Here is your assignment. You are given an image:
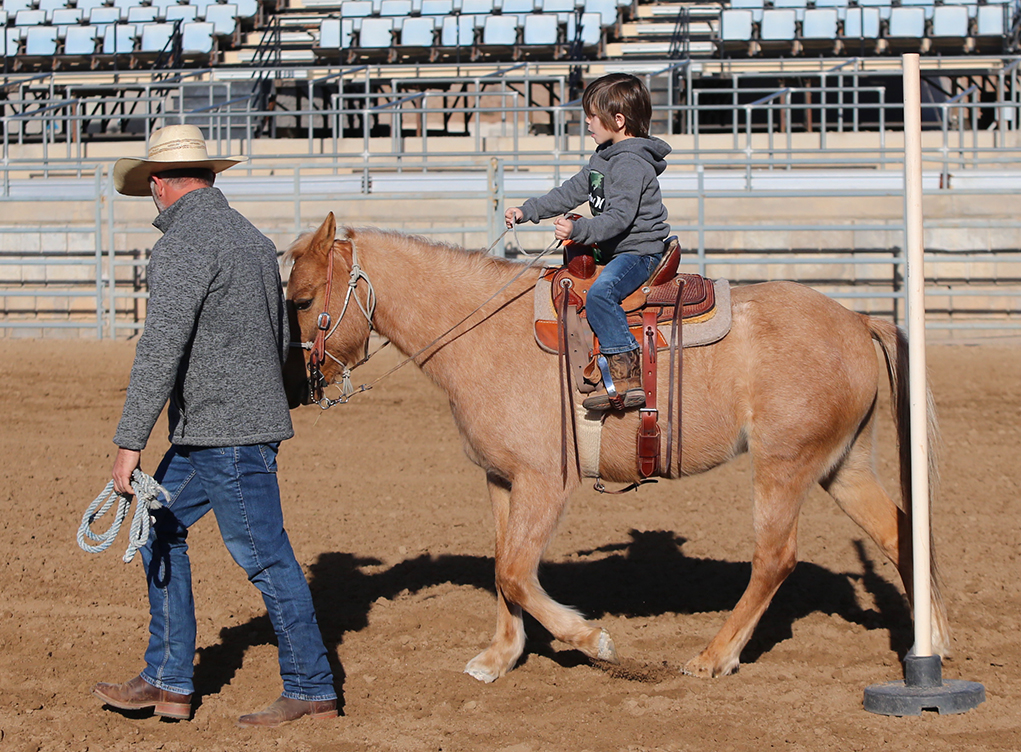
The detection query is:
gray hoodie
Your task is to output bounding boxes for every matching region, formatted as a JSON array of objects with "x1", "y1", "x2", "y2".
[
  {"x1": 114, "y1": 187, "x2": 294, "y2": 451},
  {"x1": 519, "y1": 136, "x2": 671, "y2": 258}
]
